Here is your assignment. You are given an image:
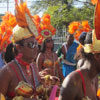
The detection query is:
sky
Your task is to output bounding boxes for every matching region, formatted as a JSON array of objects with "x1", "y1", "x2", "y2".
[
  {"x1": 0, "y1": 0, "x2": 38, "y2": 15},
  {"x1": 0, "y1": 0, "x2": 84, "y2": 16}
]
